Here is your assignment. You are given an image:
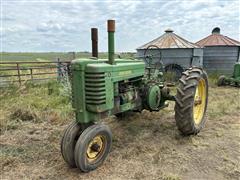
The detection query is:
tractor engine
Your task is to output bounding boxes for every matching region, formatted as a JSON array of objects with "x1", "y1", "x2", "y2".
[
  {"x1": 116, "y1": 75, "x2": 167, "y2": 114},
  {"x1": 118, "y1": 78, "x2": 141, "y2": 105}
]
